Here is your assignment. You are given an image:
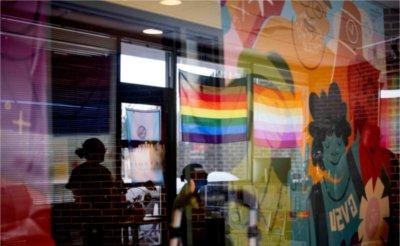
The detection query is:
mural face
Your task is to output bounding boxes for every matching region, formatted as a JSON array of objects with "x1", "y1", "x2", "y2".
[
  {"x1": 221, "y1": 0, "x2": 395, "y2": 245},
  {"x1": 308, "y1": 83, "x2": 361, "y2": 245},
  {"x1": 292, "y1": 1, "x2": 330, "y2": 57},
  {"x1": 322, "y1": 134, "x2": 345, "y2": 166}
]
